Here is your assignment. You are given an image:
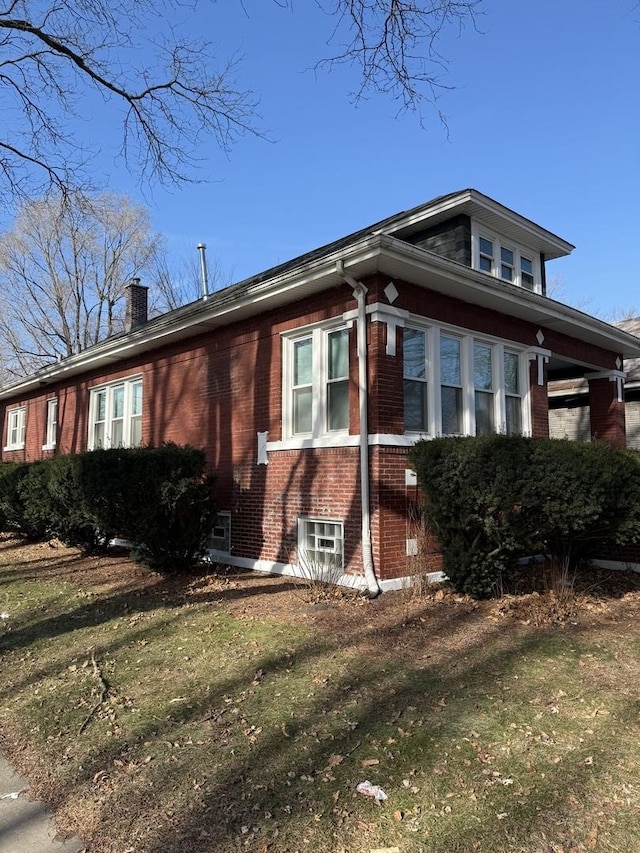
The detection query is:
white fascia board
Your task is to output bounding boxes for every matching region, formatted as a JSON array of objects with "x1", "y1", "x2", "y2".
[
  {"x1": 1, "y1": 232, "x2": 634, "y2": 401},
  {"x1": 0, "y1": 237, "x2": 383, "y2": 401},
  {"x1": 379, "y1": 189, "x2": 574, "y2": 259},
  {"x1": 371, "y1": 236, "x2": 640, "y2": 359}
]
